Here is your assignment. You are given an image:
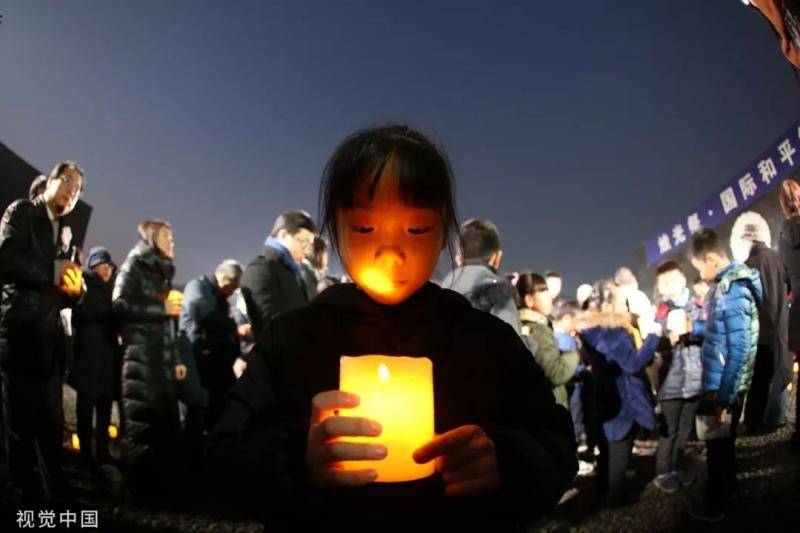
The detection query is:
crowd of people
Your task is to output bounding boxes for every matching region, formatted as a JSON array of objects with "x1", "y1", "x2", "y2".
[{"x1": 0, "y1": 125, "x2": 798, "y2": 532}]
